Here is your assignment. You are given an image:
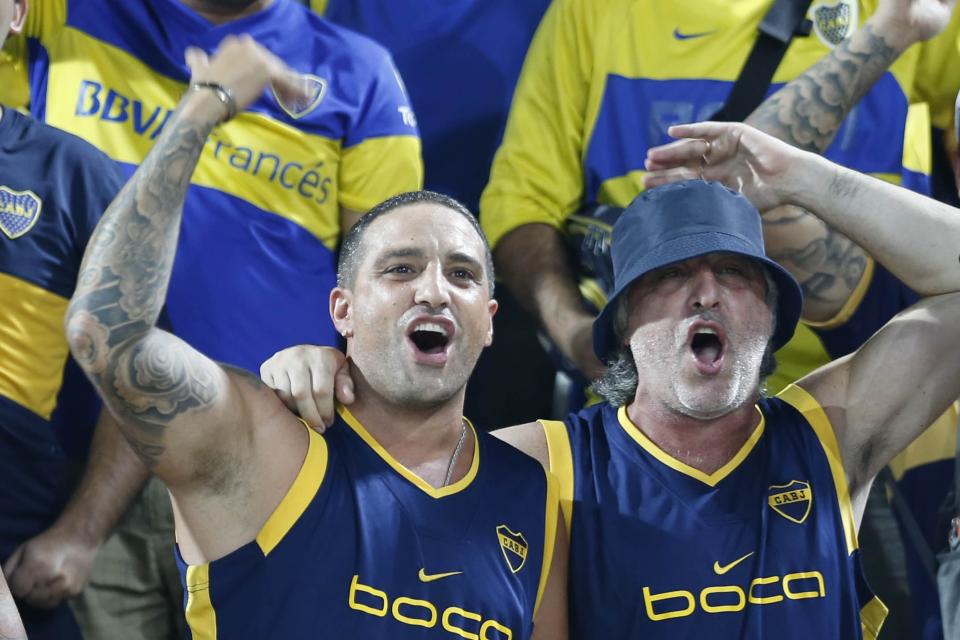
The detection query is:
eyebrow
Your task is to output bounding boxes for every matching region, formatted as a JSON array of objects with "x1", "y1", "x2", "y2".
[
  {"x1": 446, "y1": 251, "x2": 484, "y2": 274},
  {"x1": 371, "y1": 247, "x2": 425, "y2": 270}
]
